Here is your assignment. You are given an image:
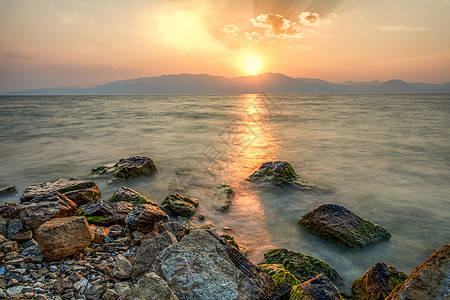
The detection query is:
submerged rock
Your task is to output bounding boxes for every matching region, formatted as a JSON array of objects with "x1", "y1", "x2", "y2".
[
  {"x1": 0, "y1": 185, "x2": 17, "y2": 197},
  {"x1": 290, "y1": 274, "x2": 342, "y2": 300},
  {"x1": 125, "y1": 204, "x2": 168, "y2": 233},
  {"x1": 92, "y1": 156, "x2": 158, "y2": 183},
  {"x1": 21, "y1": 178, "x2": 100, "y2": 205},
  {"x1": 151, "y1": 229, "x2": 274, "y2": 299},
  {"x1": 79, "y1": 199, "x2": 133, "y2": 226},
  {"x1": 161, "y1": 194, "x2": 199, "y2": 218},
  {"x1": 109, "y1": 187, "x2": 157, "y2": 206},
  {"x1": 211, "y1": 184, "x2": 234, "y2": 211},
  {"x1": 35, "y1": 216, "x2": 94, "y2": 260},
  {"x1": 247, "y1": 161, "x2": 325, "y2": 190},
  {"x1": 386, "y1": 243, "x2": 450, "y2": 300},
  {"x1": 122, "y1": 272, "x2": 179, "y2": 300},
  {"x1": 298, "y1": 204, "x2": 391, "y2": 248},
  {"x1": 262, "y1": 248, "x2": 340, "y2": 283},
  {"x1": 351, "y1": 263, "x2": 408, "y2": 300}
]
